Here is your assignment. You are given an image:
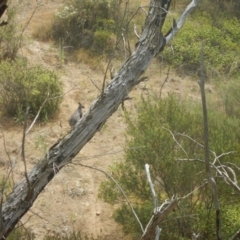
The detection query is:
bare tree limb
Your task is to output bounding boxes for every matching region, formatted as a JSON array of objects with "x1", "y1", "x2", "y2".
[
  {"x1": 162, "y1": 126, "x2": 188, "y2": 158},
  {"x1": 159, "y1": 67, "x2": 170, "y2": 98},
  {"x1": 165, "y1": 0, "x2": 200, "y2": 43},
  {"x1": 230, "y1": 228, "x2": 240, "y2": 240},
  {"x1": 143, "y1": 164, "x2": 178, "y2": 240},
  {"x1": 21, "y1": 107, "x2": 33, "y2": 202},
  {"x1": 145, "y1": 164, "x2": 158, "y2": 212},
  {"x1": 141, "y1": 198, "x2": 178, "y2": 240}
]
